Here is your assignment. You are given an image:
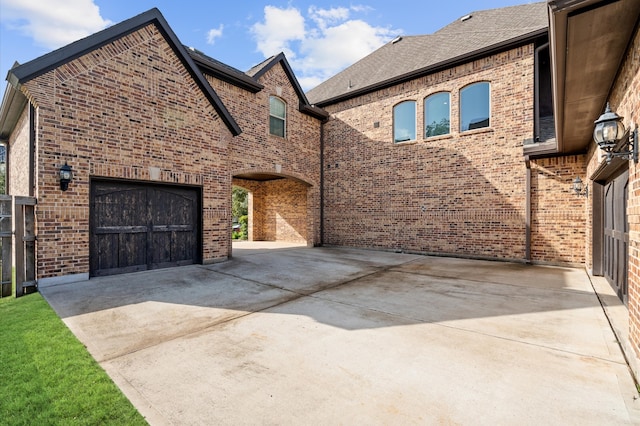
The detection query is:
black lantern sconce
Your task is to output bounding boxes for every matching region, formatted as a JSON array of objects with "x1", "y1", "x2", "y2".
[
  {"x1": 572, "y1": 176, "x2": 588, "y2": 198},
  {"x1": 59, "y1": 162, "x2": 73, "y2": 191},
  {"x1": 593, "y1": 103, "x2": 638, "y2": 164}
]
